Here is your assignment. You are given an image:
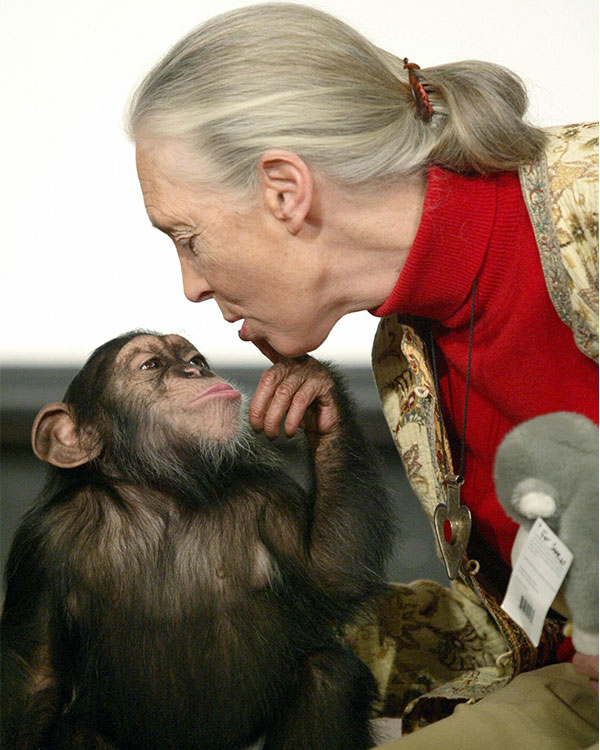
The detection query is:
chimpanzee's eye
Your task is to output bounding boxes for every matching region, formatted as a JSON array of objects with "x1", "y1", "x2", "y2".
[
  {"x1": 189, "y1": 355, "x2": 208, "y2": 368},
  {"x1": 140, "y1": 358, "x2": 162, "y2": 371}
]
